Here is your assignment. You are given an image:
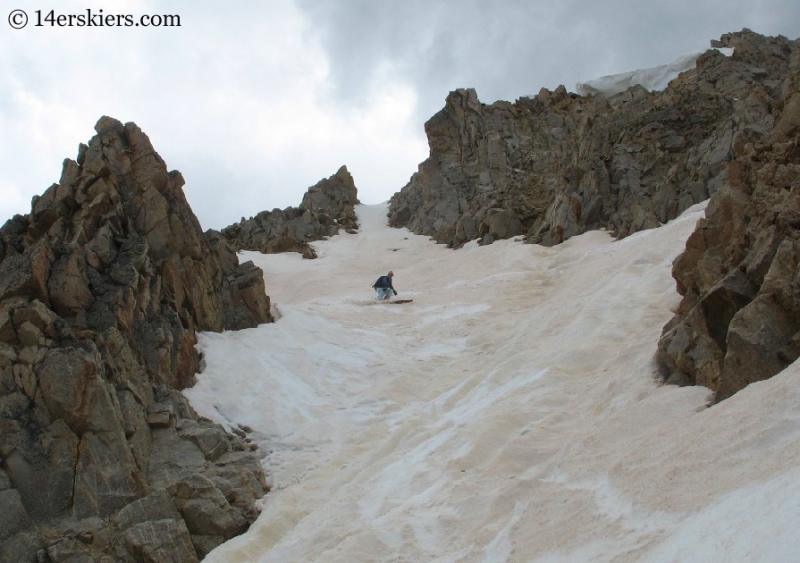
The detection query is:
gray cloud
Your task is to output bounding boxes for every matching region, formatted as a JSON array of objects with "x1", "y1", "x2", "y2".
[
  {"x1": 297, "y1": 0, "x2": 800, "y2": 117},
  {"x1": 1, "y1": 0, "x2": 798, "y2": 231}
]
